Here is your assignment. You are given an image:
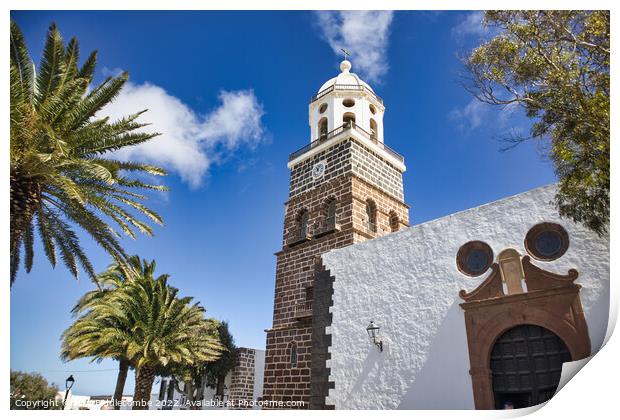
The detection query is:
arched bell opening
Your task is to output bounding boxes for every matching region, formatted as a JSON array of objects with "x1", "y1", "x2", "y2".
[
  {"x1": 318, "y1": 117, "x2": 328, "y2": 140},
  {"x1": 343, "y1": 112, "x2": 356, "y2": 127}
]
